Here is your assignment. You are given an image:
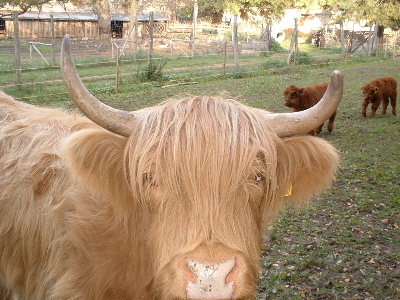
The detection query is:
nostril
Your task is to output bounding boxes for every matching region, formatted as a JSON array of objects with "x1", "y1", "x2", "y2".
[
  {"x1": 181, "y1": 259, "x2": 197, "y2": 282},
  {"x1": 225, "y1": 258, "x2": 240, "y2": 284}
]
